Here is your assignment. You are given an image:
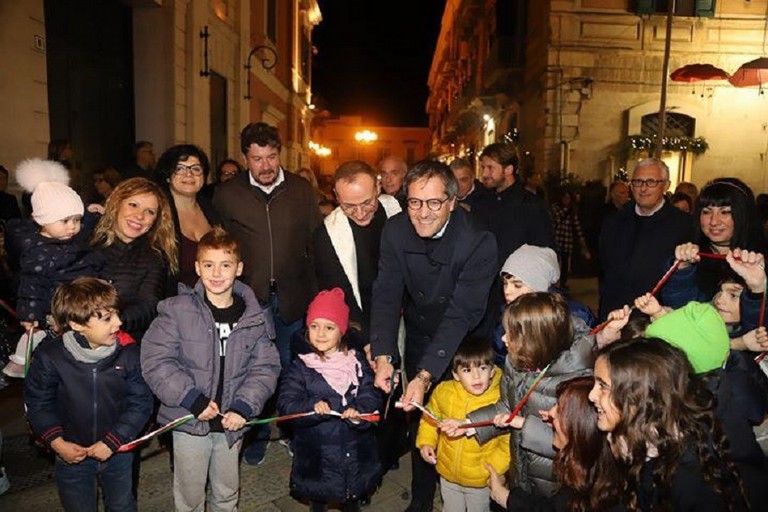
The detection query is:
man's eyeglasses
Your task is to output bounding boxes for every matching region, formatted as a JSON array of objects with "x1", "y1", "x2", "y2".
[
  {"x1": 630, "y1": 178, "x2": 667, "y2": 188},
  {"x1": 174, "y1": 163, "x2": 204, "y2": 176},
  {"x1": 339, "y1": 197, "x2": 378, "y2": 214},
  {"x1": 406, "y1": 197, "x2": 451, "y2": 211}
]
